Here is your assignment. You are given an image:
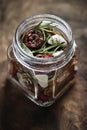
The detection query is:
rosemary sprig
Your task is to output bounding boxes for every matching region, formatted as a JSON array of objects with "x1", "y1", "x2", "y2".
[
  {"x1": 32, "y1": 34, "x2": 51, "y2": 54},
  {"x1": 32, "y1": 41, "x2": 64, "y2": 54},
  {"x1": 39, "y1": 21, "x2": 53, "y2": 28},
  {"x1": 42, "y1": 44, "x2": 57, "y2": 52},
  {"x1": 34, "y1": 21, "x2": 43, "y2": 29},
  {"x1": 53, "y1": 42, "x2": 64, "y2": 53},
  {"x1": 41, "y1": 29, "x2": 46, "y2": 41},
  {"x1": 34, "y1": 21, "x2": 55, "y2": 43},
  {"x1": 40, "y1": 28, "x2": 54, "y2": 33}
]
